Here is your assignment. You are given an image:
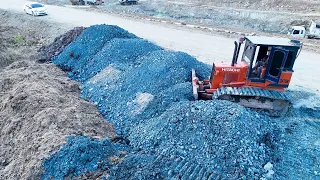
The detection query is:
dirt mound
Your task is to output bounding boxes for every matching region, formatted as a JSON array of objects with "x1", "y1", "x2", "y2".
[
  {"x1": 0, "y1": 13, "x2": 115, "y2": 180},
  {"x1": 0, "y1": 59, "x2": 116, "y2": 179},
  {"x1": 37, "y1": 27, "x2": 86, "y2": 63},
  {"x1": 0, "y1": 25, "x2": 40, "y2": 69},
  {"x1": 0, "y1": 9, "x2": 68, "y2": 69}
]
